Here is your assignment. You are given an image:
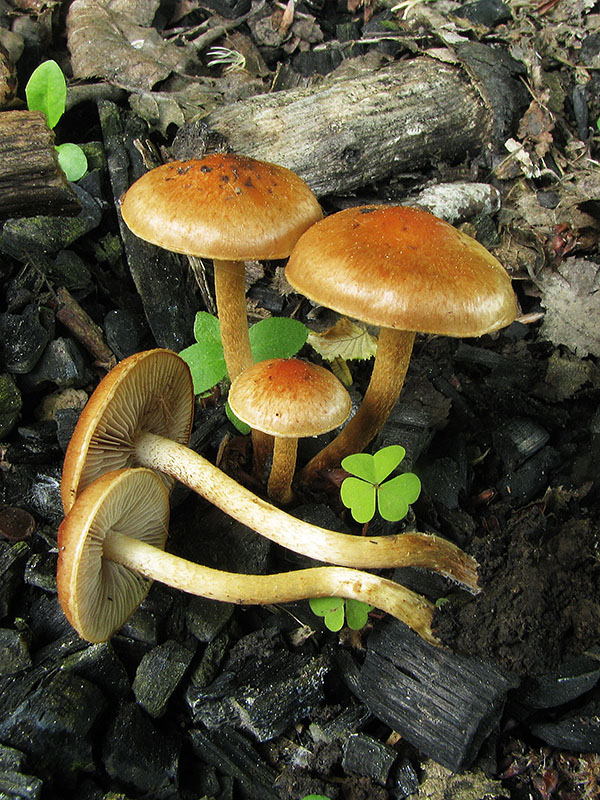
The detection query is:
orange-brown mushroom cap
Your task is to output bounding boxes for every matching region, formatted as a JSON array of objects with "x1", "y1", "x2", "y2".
[
  {"x1": 120, "y1": 154, "x2": 323, "y2": 262},
  {"x1": 228, "y1": 358, "x2": 352, "y2": 438},
  {"x1": 61, "y1": 349, "x2": 194, "y2": 514},
  {"x1": 285, "y1": 205, "x2": 517, "y2": 337}
]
